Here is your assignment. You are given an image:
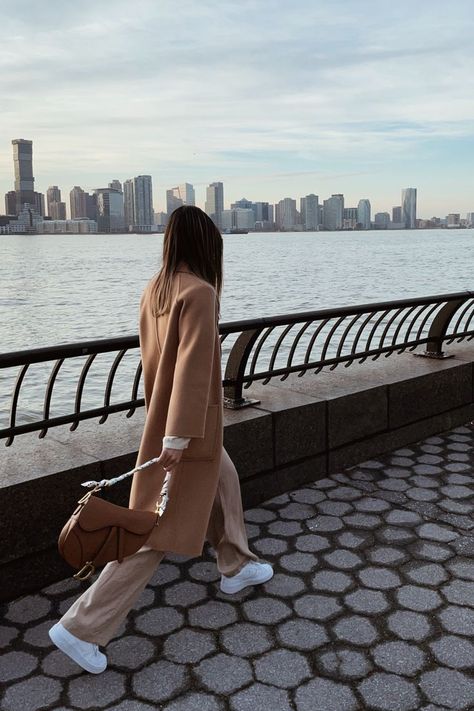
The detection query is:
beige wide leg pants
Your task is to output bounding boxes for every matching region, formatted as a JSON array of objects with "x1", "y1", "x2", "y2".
[{"x1": 59, "y1": 446, "x2": 258, "y2": 646}]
